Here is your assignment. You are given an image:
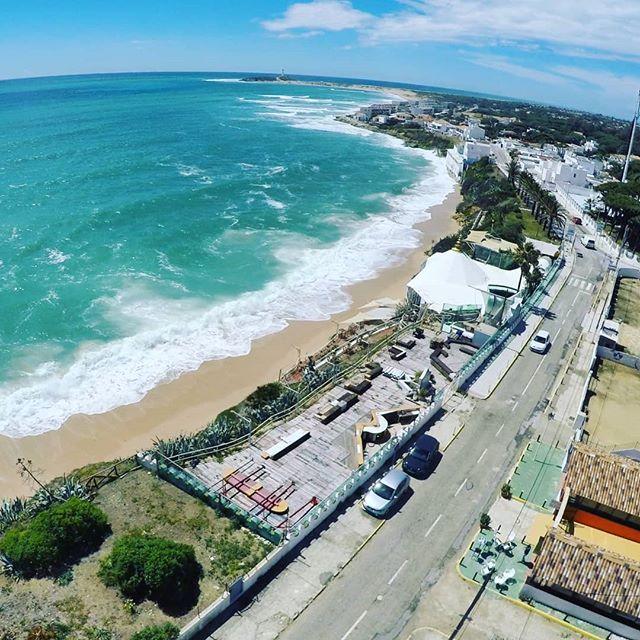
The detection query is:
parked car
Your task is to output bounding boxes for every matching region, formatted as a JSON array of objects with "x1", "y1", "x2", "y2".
[
  {"x1": 402, "y1": 434, "x2": 439, "y2": 477},
  {"x1": 529, "y1": 330, "x2": 551, "y2": 354},
  {"x1": 363, "y1": 469, "x2": 409, "y2": 517}
]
